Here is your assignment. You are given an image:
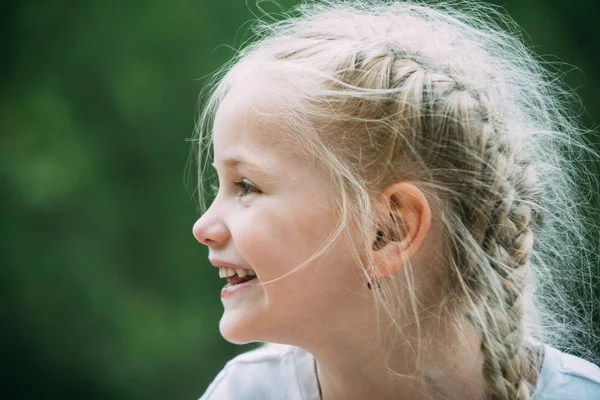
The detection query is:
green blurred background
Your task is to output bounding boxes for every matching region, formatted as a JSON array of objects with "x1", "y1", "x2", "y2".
[{"x1": 1, "y1": 1, "x2": 598, "y2": 399}]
